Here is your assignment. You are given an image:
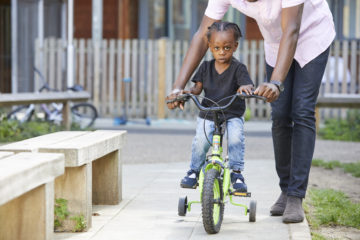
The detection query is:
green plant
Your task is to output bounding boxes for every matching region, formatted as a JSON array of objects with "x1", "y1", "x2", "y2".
[
  {"x1": 70, "y1": 214, "x2": 86, "y2": 232},
  {"x1": 0, "y1": 119, "x2": 63, "y2": 142},
  {"x1": 54, "y1": 198, "x2": 70, "y2": 228},
  {"x1": 305, "y1": 188, "x2": 360, "y2": 229},
  {"x1": 0, "y1": 118, "x2": 92, "y2": 143},
  {"x1": 318, "y1": 109, "x2": 360, "y2": 142}
]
